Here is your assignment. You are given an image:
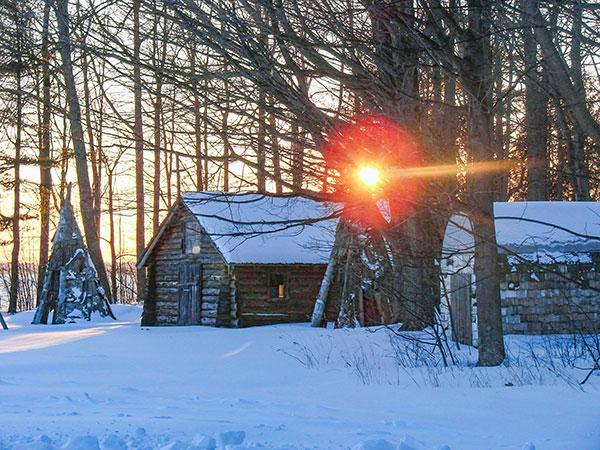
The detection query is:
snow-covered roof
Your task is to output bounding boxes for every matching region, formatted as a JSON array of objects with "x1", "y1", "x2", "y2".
[
  {"x1": 443, "y1": 201, "x2": 600, "y2": 264},
  {"x1": 180, "y1": 192, "x2": 339, "y2": 264}
]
